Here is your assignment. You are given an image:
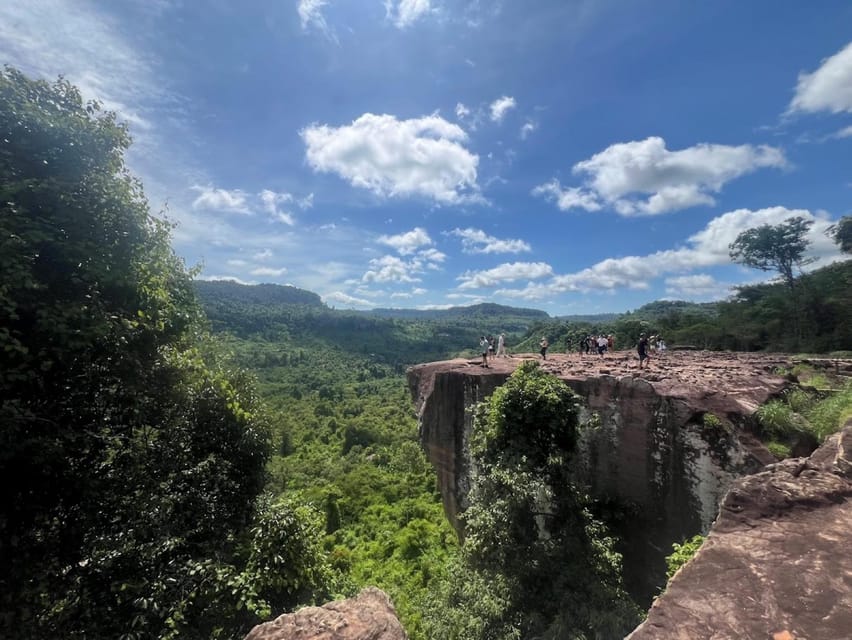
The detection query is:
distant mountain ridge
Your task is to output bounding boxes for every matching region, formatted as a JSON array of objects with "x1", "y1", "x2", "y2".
[{"x1": 366, "y1": 302, "x2": 549, "y2": 320}]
